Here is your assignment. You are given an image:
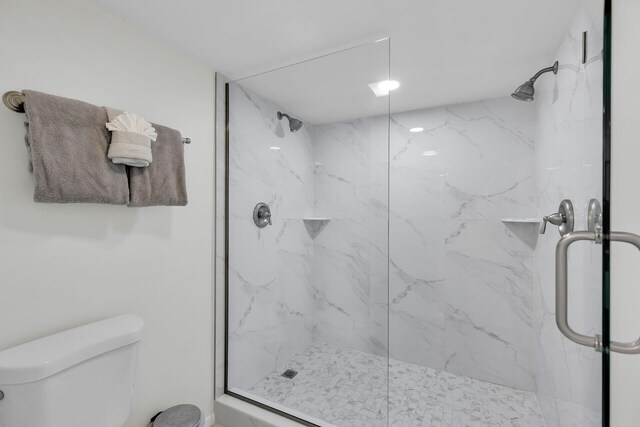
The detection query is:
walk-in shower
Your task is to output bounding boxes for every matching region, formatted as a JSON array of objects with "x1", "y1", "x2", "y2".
[{"x1": 220, "y1": 1, "x2": 608, "y2": 425}]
